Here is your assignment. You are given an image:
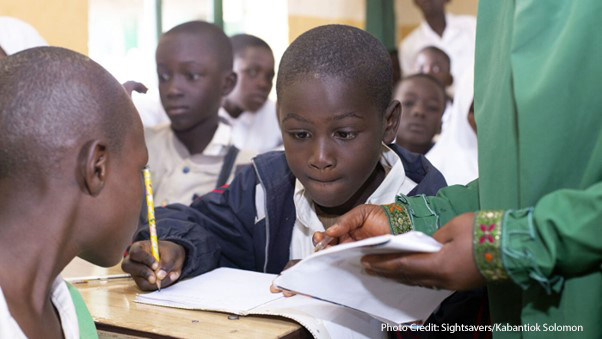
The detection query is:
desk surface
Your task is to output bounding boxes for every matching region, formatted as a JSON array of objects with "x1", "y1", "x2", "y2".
[{"x1": 62, "y1": 259, "x2": 306, "y2": 338}]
